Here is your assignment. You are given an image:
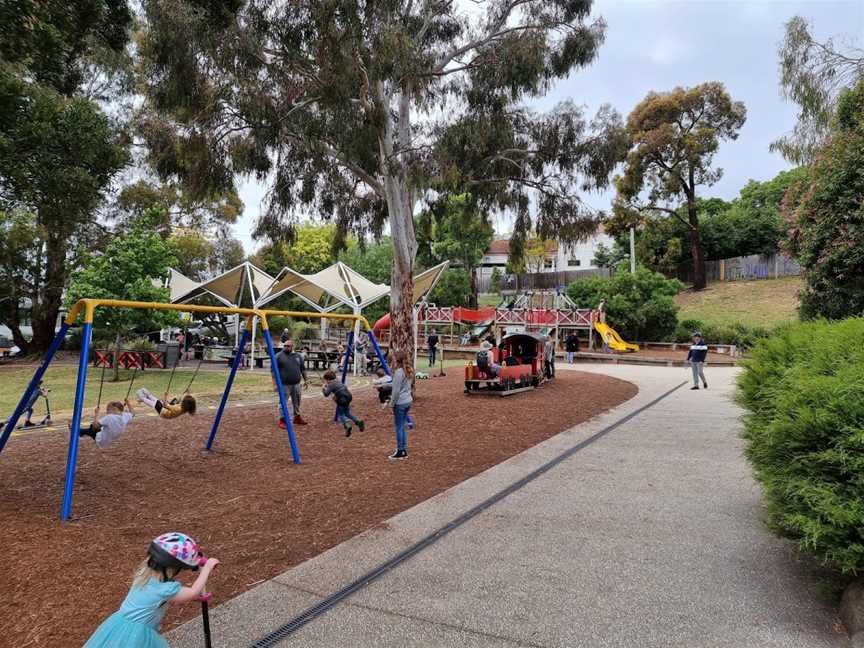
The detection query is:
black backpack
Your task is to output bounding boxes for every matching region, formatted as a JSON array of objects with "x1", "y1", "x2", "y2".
[{"x1": 476, "y1": 350, "x2": 490, "y2": 370}]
